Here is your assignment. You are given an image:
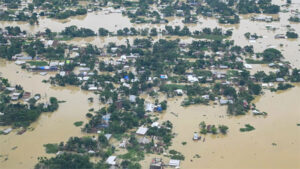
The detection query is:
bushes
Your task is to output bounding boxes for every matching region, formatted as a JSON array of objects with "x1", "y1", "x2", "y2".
[
  {"x1": 262, "y1": 5, "x2": 280, "y2": 14},
  {"x1": 248, "y1": 83, "x2": 262, "y2": 95},
  {"x1": 240, "y1": 124, "x2": 255, "y2": 132},
  {"x1": 54, "y1": 9, "x2": 87, "y2": 19},
  {"x1": 74, "y1": 121, "x2": 84, "y2": 127},
  {"x1": 61, "y1": 26, "x2": 96, "y2": 38},
  {"x1": 218, "y1": 125, "x2": 229, "y2": 134},
  {"x1": 47, "y1": 97, "x2": 59, "y2": 112},
  {"x1": 44, "y1": 144, "x2": 59, "y2": 154},
  {"x1": 277, "y1": 83, "x2": 294, "y2": 90},
  {"x1": 289, "y1": 17, "x2": 300, "y2": 22},
  {"x1": 169, "y1": 150, "x2": 185, "y2": 160},
  {"x1": 286, "y1": 31, "x2": 298, "y2": 39},
  {"x1": 181, "y1": 97, "x2": 209, "y2": 106},
  {"x1": 291, "y1": 69, "x2": 300, "y2": 82},
  {"x1": 98, "y1": 28, "x2": 109, "y2": 36},
  {"x1": 199, "y1": 121, "x2": 229, "y2": 135}
]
